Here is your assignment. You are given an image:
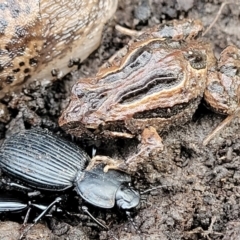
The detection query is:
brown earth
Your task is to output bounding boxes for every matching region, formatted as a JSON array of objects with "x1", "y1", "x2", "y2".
[{"x1": 0, "y1": 0, "x2": 240, "y2": 239}]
